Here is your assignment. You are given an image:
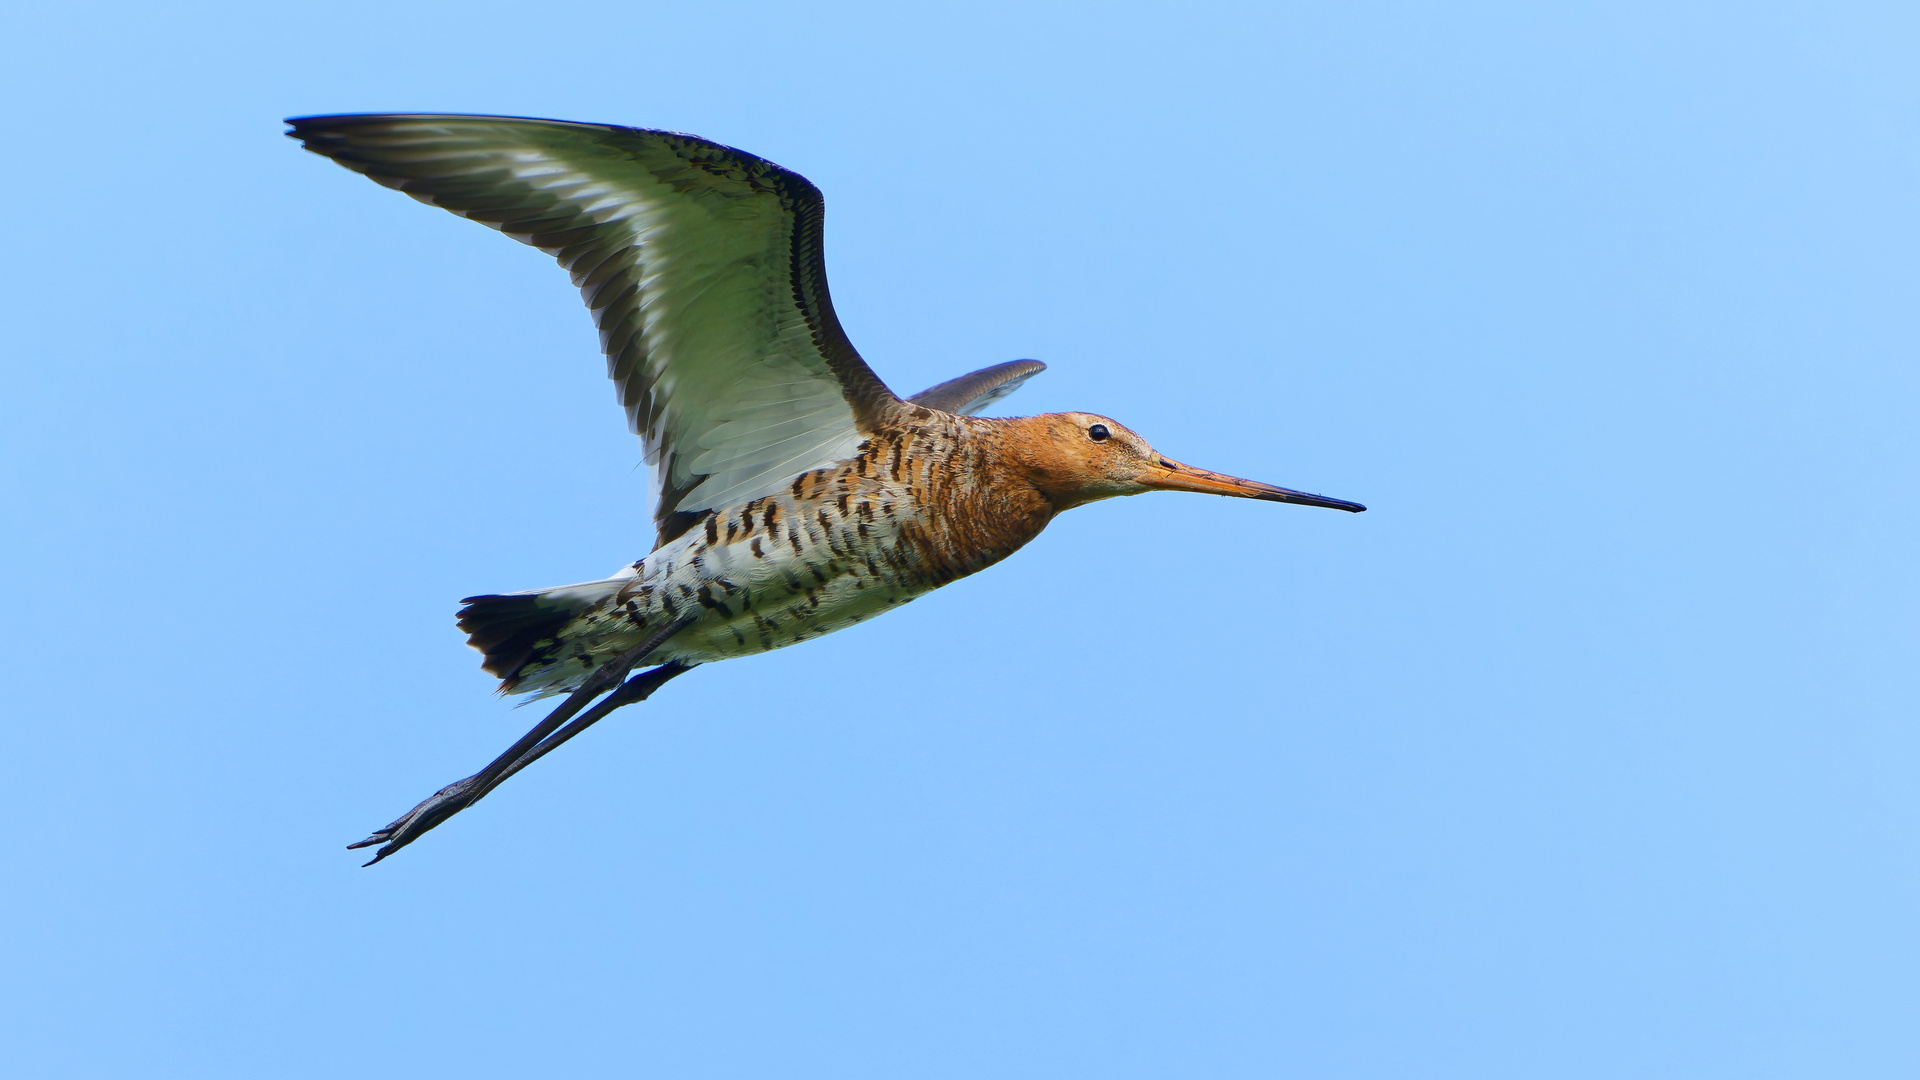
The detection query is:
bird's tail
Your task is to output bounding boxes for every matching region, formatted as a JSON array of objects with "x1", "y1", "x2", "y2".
[{"x1": 455, "y1": 574, "x2": 637, "y2": 697}]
